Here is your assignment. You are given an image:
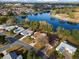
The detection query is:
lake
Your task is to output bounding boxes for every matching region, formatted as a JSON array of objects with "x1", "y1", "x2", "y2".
[{"x1": 16, "y1": 13, "x2": 79, "y2": 30}]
